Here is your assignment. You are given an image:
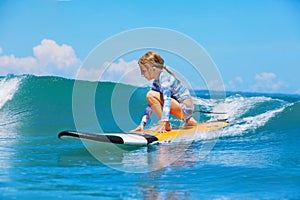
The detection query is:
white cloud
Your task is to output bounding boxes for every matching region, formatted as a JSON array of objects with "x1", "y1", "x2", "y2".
[
  {"x1": 0, "y1": 55, "x2": 37, "y2": 74},
  {"x1": 0, "y1": 39, "x2": 81, "y2": 77},
  {"x1": 76, "y1": 68, "x2": 104, "y2": 81},
  {"x1": 252, "y1": 72, "x2": 285, "y2": 92},
  {"x1": 225, "y1": 76, "x2": 244, "y2": 91},
  {"x1": 255, "y1": 72, "x2": 276, "y2": 81},
  {"x1": 77, "y1": 58, "x2": 148, "y2": 86},
  {"x1": 0, "y1": 47, "x2": 3, "y2": 54},
  {"x1": 33, "y1": 39, "x2": 80, "y2": 70},
  {"x1": 103, "y1": 58, "x2": 137, "y2": 75},
  {"x1": 235, "y1": 76, "x2": 243, "y2": 83}
]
